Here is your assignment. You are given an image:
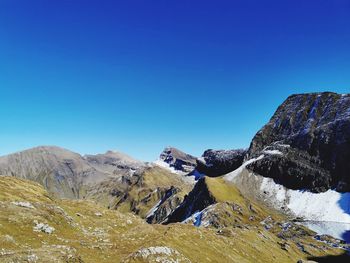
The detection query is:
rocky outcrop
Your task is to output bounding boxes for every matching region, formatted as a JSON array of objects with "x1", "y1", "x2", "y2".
[
  {"x1": 157, "y1": 147, "x2": 197, "y2": 173},
  {"x1": 165, "y1": 178, "x2": 216, "y2": 224},
  {"x1": 84, "y1": 165, "x2": 192, "y2": 220},
  {"x1": 196, "y1": 149, "x2": 246, "y2": 177},
  {"x1": 246, "y1": 92, "x2": 350, "y2": 192}
]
